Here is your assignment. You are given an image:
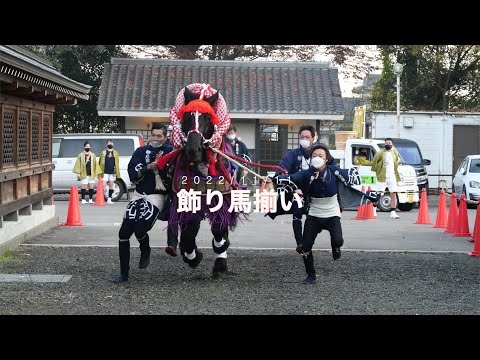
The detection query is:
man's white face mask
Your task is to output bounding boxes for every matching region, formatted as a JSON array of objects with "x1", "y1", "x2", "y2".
[
  {"x1": 299, "y1": 139, "x2": 311, "y2": 149},
  {"x1": 227, "y1": 134, "x2": 236, "y2": 141},
  {"x1": 150, "y1": 140, "x2": 163, "y2": 148},
  {"x1": 311, "y1": 156, "x2": 325, "y2": 169}
]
